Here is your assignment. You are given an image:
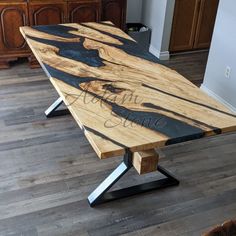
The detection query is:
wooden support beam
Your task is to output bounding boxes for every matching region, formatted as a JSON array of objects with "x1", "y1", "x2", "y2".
[{"x1": 132, "y1": 149, "x2": 159, "y2": 175}]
